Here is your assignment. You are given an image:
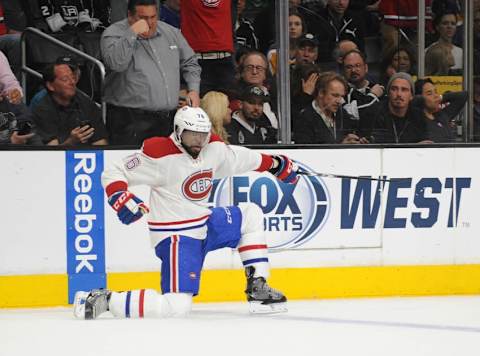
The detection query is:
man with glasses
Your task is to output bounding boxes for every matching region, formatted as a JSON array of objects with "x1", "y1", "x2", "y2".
[{"x1": 342, "y1": 49, "x2": 384, "y2": 139}]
